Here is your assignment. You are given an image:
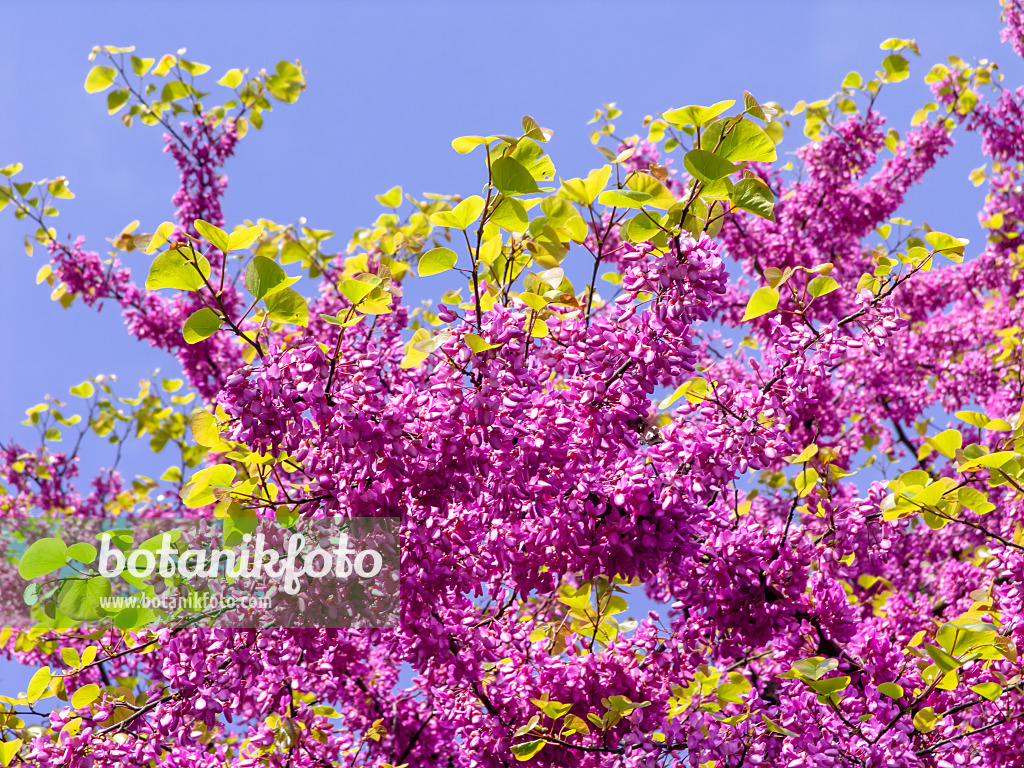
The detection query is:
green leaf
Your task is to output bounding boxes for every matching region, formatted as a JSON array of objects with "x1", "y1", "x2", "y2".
[
  {"x1": 341, "y1": 279, "x2": 377, "y2": 305},
  {"x1": 452, "y1": 135, "x2": 493, "y2": 154},
  {"x1": 794, "y1": 467, "x2": 820, "y2": 497},
  {"x1": 466, "y1": 334, "x2": 500, "y2": 353},
  {"x1": 71, "y1": 684, "x2": 100, "y2": 710},
  {"x1": 806, "y1": 675, "x2": 850, "y2": 695},
  {"x1": 27, "y1": 667, "x2": 51, "y2": 704},
  {"x1": 626, "y1": 211, "x2": 664, "y2": 243},
  {"x1": 319, "y1": 313, "x2": 363, "y2": 328},
  {"x1": 161, "y1": 80, "x2": 190, "y2": 103},
  {"x1": 218, "y1": 68, "x2": 244, "y2": 88},
  {"x1": 877, "y1": 682, "x2": 904, "y2": 699},
  {"x1": 194, "y1": 220, "x2": 230, "y2": 251},
  {"x1": 560, "y1": 166, "x2": 611, "y2": 205},
  {"x1": 84, "y1": 65, "x2": 117, "y2": 94},
  {"x1": 959, "y1": 451, "x2": 1015, "y2": 471},
  {"x1": 490, "y1": 198, "x2": 529, "y2": 232},
  {"x1": 510, "y1": 740, "x2": 545, "y2": 761},
  {"x1": 663, "y1": 100, "x2": 735, "y2": 127},
  {"x1": 492, "y1": 157, "x2": 540, "y2": 196},
  {"x1": 228, "y1": 224, "x2": 265, "y2": 251},
  {"x1": 530, "y1": 698, "x2": 572, "y2": 719},
  {"x1": 955, "y1": 410, "x2": 990, "y2": 429},
  {"x1": 107, "y1": 88, "x2": 130, "y2": 115},
  {"x1": 357, "y1": 287, "x2": 394, "y2": 315},
  {"x1": 925, "y1": 231, "x2": 968, "y2": 258},
  {"x1": 842, "y1": 71, "x2": 863, "y2": 88},
  {"x1": 789, "y1": 444, "x2": 819, "y2": 463},
  {"x1": 245, "y1": 256, "x2": 288, "y2": 299},
  {"x1": 683, "y1": 149, "x2": 738, "y2": 183},
  {"x1": 419, "y1": 247, "x2": 458, "y2": 277},
  {"x1": 135, "y1": 221, "x2": 176, "y2": 254},
  {"x1": 970, "y1": 682, "x2": 1002, "y2": 701},
  {"x1": 760, "y1": 713, "x2": 798, "y2": 737},
  {"x1": 807, "y1": 275, "x2": 839, "y2": 297},
  {"x1": 223, "y1": 506, "x2": 259, "y2": 547},
  {"x1": 522, "y1": 115, "x2": 553, "y2": 142},
  {"x1": 730, "y1": 178, "x2": 775, "y2": 221},
  {"x1": 924, "y1": 644, "x2": 962, "y2": 674},
  {"x1": 563, "y1": 714, "x2": 590, "y2": 735},
  {"x1": 454, "y1": 195, "x2": 485, "y2": 228},
  {"x1": 375, "y1": 185, "x2": 403, "y2": 208},
  {"x1": 409, "y1": 329, "x2": 452, "y2": 361},
  {"x1": 926, "y1": 429, "x2": 962, "y2": 459},
  {"x1": 743, "y1": 91, "x2": 777, "y2": 121},
  {"x1": 182, "y1": 308, "x2": 223, "y2": 344},
  {"x1": 145, "y1": 248, "x2": 211, "y2": 292},
  {"x1": 430, "y1": 196, "x2": 485, "y2": 230},
  {"x1": 597, "y1": 189, "x2": 652, "y2": 209},
  {"x1": 65, "y1": 543, "x2": 97, "y2": 565},
  {"x1": 264, "y1": 287, "x2": 309, "y2": 326},
  {"x1": 58, "y1": 576, "x2": 111, "y2": 621},
  {"x1": 179, "y1": 58, "x2": 210, "y2": 76},
  {"x1": 957, "y1": 487, "x2": 996, "y2": 515},
  {"x1": 127, "y1": 56, "x2": 153, "y2": 77},
  {"x1": 882, "y1": 54, "x2": 910, "y2": 83},
  {"x1": 70, "y1": 380, "x2": 95, "y2": 398},
  {"x1": 625, "y1": 172, "x2": 676, "y2": 209},
  {"x1": 113, "y1": 606, "x2": 148, "y2": 631},
  {"x1": 61, "y1": 647, "x2": 82, "y2": 669},
  {"x1": 191, "y1": 411, "x2": 222, "y2": 448},
  {"x1": 0, "y1": 741, "x2": 19, "y2": 768},
  {"x1": 658, "y1": 378, "x2": 707, "y2": 409},
  {"x1": 182, "y1": 464, "x2": 238, "y2": 507},
  {"x1": 718, "y1": 120, "x2": 778, "y2": 163},
  {"x1": 790, "y1": 657, "x2": 837, "y2": 681},
  {"x1": 742, "y1": 286, "x2": 780, "y2": 320},
  {"x1": 18, "y1": 538, "x2": 67, "y2": 579},
  {"x1": 265, "y1": 60, "x2": 306, "y2": 103},
  {"x1": 913, "y1": 706, "x2": 938, "y2": 733}
]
